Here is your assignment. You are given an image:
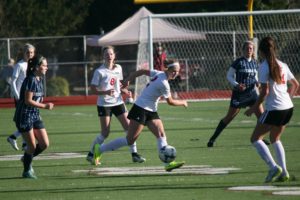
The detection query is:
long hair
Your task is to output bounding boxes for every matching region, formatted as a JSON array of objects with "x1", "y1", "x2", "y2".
[
  {"x1": 258, "y1": 37, "x2": 281, "y2": 84},
  {"x1": 27, "y1": 55, "x2": 45, "y2": 76}
]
